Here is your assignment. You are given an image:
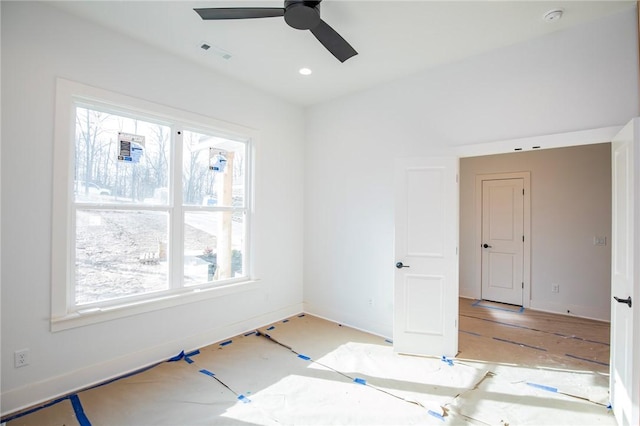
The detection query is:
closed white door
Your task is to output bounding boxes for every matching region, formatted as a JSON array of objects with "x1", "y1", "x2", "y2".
[
  {"x1": 481, "y1": 178, "x2": 524, "y2": 305},
  {"x1": 394, "y1": 157, "x2": 459, "y2": 357},
  {"x1": 610, "y1": 119, "x2": 639, "y2": 426}
]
